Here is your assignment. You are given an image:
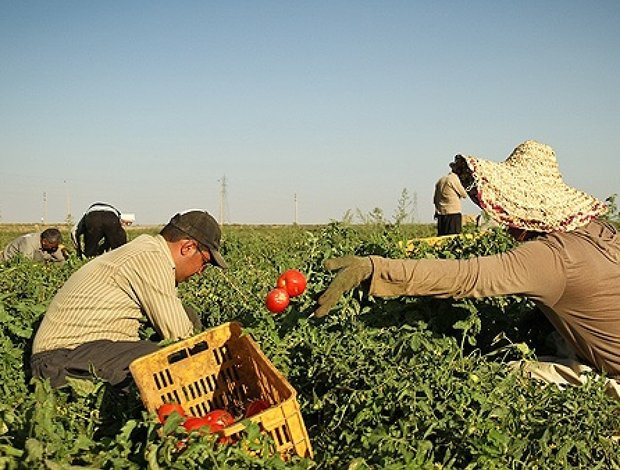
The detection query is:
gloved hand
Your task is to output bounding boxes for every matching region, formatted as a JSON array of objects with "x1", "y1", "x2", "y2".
[{"x1": 313, "y1": 256, "x2": 373, "y2": 318}]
